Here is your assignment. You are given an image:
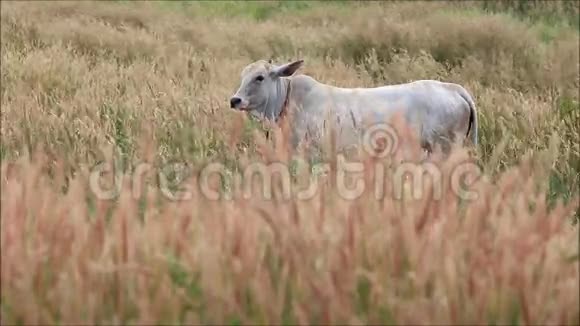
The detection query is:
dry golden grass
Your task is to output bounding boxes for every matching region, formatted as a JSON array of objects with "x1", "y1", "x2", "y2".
[{"x1": 1, "y1": 1, "x2": 579, "y2": 325}]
